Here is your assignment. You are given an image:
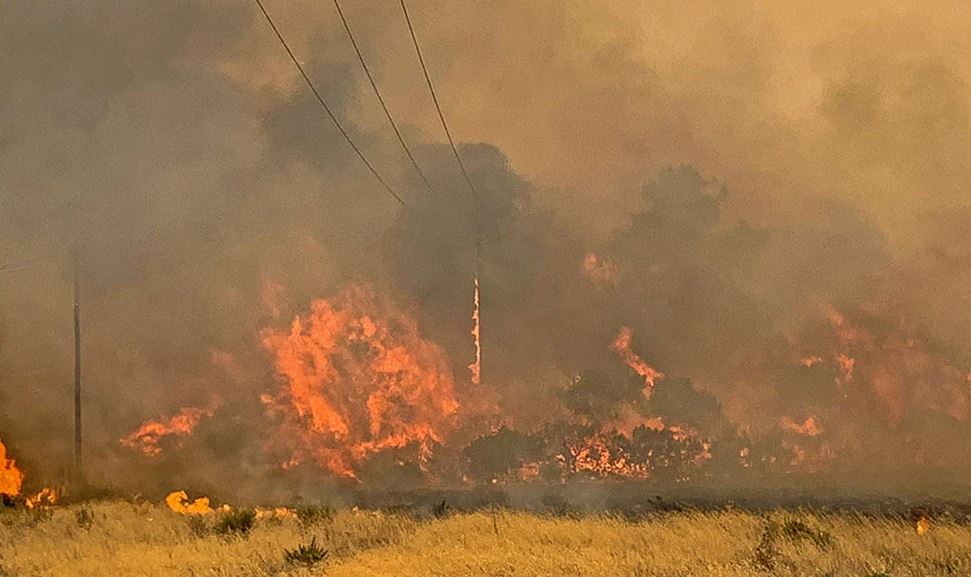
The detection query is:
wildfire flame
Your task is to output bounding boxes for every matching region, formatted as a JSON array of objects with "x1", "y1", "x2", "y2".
[
  {"x1": 780, "y1": 416, "x2": 823, "y2": 437},
  {"x1": 255, "y1": 506, "x2": 297, "y2": 520},
  {"x1": 0, "y1": 438, "x2": 24, "y2": 498},
  {"x1": 261, "y1": 284, "x2": 459, "y2": 478},
  {"x1": 122, "y1": 401, "x2": 220, "y2": 457},
  {"x1": 165, "y1": 490, "x2": 220, "y2": 515},
  {"x1": 611, "y1": 326, "x2": 664, "y2": 396},
  {"x1": 470, "y1": 273, "x2": 481, "y2": 385},
  {"x1": 801, "y1": 356, "x2": 823, "y2": 367},
  {"x1": 24, "y1": 487, "x2": 59, "y2": 509},
  {"x1": 916, "y1": 515, "x2": 931, "y2": 535}
]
